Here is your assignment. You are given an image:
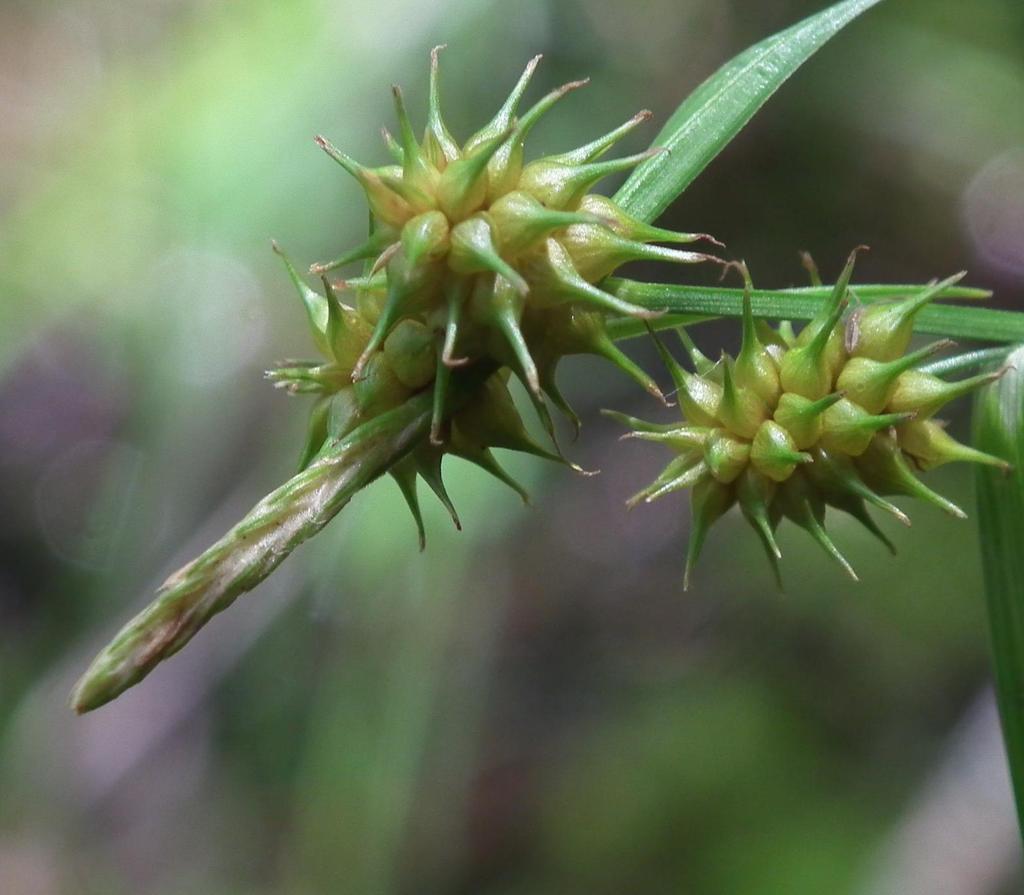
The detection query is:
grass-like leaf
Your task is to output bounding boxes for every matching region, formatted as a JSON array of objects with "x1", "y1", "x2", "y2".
[
  {"x1": 613, "y1": 0, "x2": 886, "y2": 223},
  {"x1": 605, "y1": 280, "x2": 1024, "y2": 344},
  {"x1": 973, "y1": 346, "x2": 1024, "y2": 830}
]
